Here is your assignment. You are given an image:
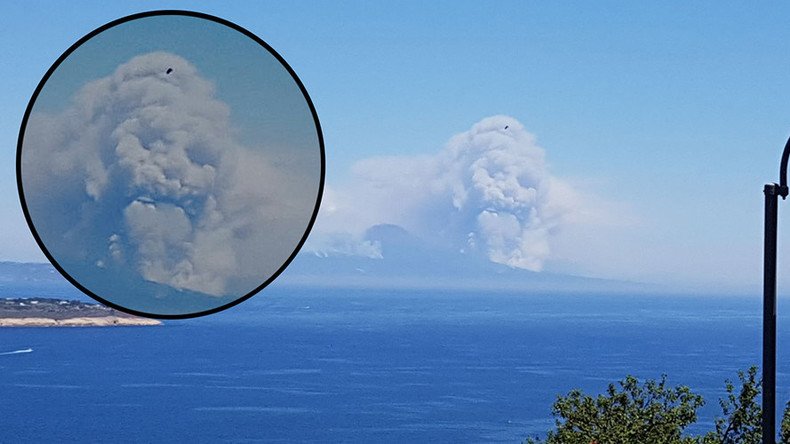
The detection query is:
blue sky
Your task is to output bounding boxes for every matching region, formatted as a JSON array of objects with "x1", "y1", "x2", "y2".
[{"x1": 4, "y1": 2, "x2": 790, "y2": 293}]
